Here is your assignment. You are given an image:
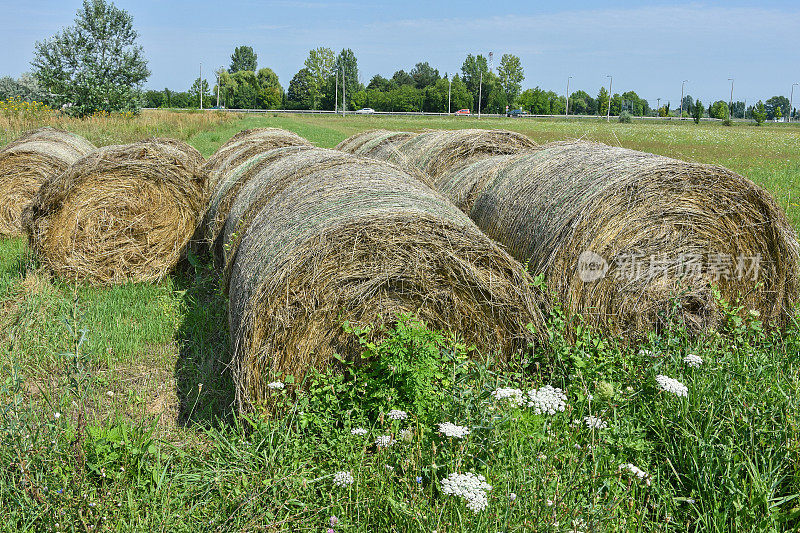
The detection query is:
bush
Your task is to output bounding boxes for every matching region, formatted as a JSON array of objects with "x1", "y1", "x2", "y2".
[{"x1": 618, "y1": 111, "x2": 632, "y2": 123}]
